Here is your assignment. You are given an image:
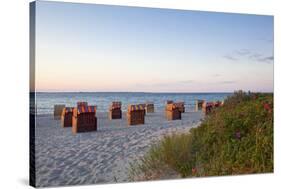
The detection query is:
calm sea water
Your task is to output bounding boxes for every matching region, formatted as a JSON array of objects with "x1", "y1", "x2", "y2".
[{"x1": 35, "y1": 92, "x2": 232, "y2": 115}]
